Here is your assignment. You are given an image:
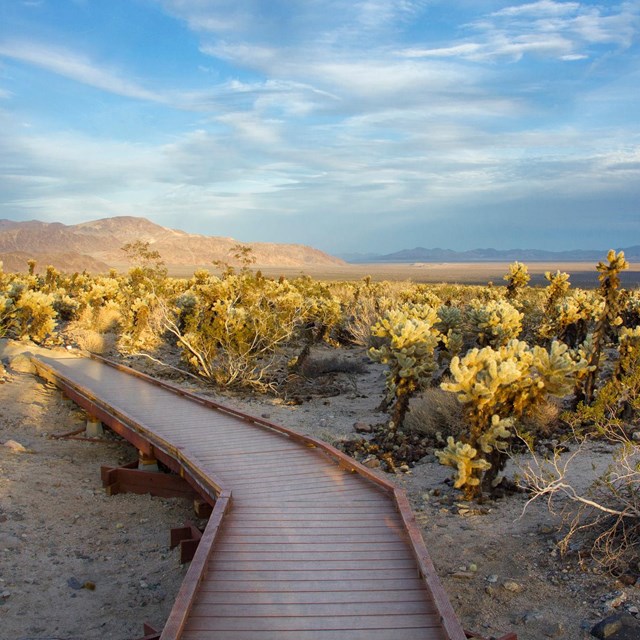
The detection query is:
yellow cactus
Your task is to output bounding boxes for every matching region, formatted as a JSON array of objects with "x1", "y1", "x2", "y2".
[
  {"x1": 370, "y1": 305, "x2": 441, "y2": 430},
  {"x1": 468, "y1": 298, "x2": 523, "y2": 347},
  {"x1": 436, "y1": 437, "x2": 492, "y2": 492}
]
